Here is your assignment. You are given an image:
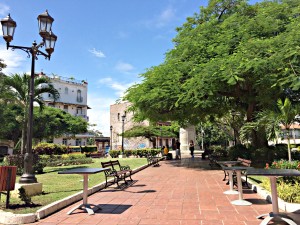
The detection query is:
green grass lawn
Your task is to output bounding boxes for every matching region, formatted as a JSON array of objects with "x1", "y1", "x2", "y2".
[{"x1": 0, "y1": 158, "x2": 147, "y2": 214}]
